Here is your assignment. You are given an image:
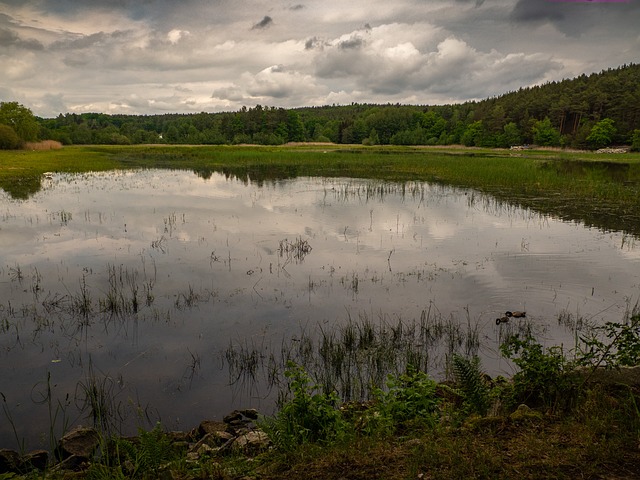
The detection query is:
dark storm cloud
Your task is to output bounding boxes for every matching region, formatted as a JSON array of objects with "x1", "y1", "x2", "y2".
[
  {"x1": 510, "y1": 1, "x2": 567, "y2": 23},
  {"x1": 305, "y1": 37, "x2": 318, "y2": 50},
  {"x1": 252, "y1": 16, "x2": 273, "y2": 30},
  {"x1": 0, "y1": 27, "x2": 44, "y2": 50},
  {"x1": 338, "y1": 36, "x2": 364, "y2": 50},
  {"x1": 510, "y1": 0, "x2": 640, "y2": 37},
  {"x1": 455, "y1": 0, "x2": 485, "y2": 5}
]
